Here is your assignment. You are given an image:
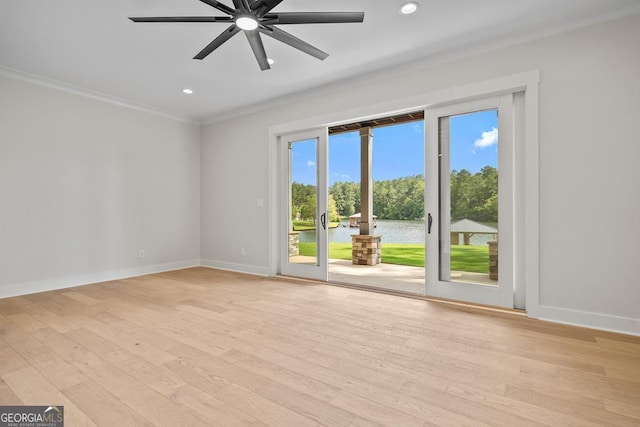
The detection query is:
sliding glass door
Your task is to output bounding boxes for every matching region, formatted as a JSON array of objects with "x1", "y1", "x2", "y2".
[
  {"x1": 279, "y1": 129, "x2": 328, "y2": 280},
  {"x1": 276, "y1": 95, "x2": 521, "y2": 309},
  {"x1": 425, "y1": 96, "x2": 514, "y2": 308}
]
